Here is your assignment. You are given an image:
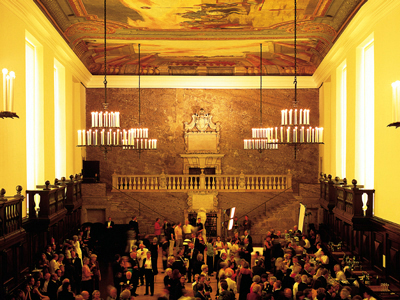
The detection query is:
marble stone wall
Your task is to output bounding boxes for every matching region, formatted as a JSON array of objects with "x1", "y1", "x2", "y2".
[{"x1": 85, "y1": 87, "x2": 320, "y2": 192}]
